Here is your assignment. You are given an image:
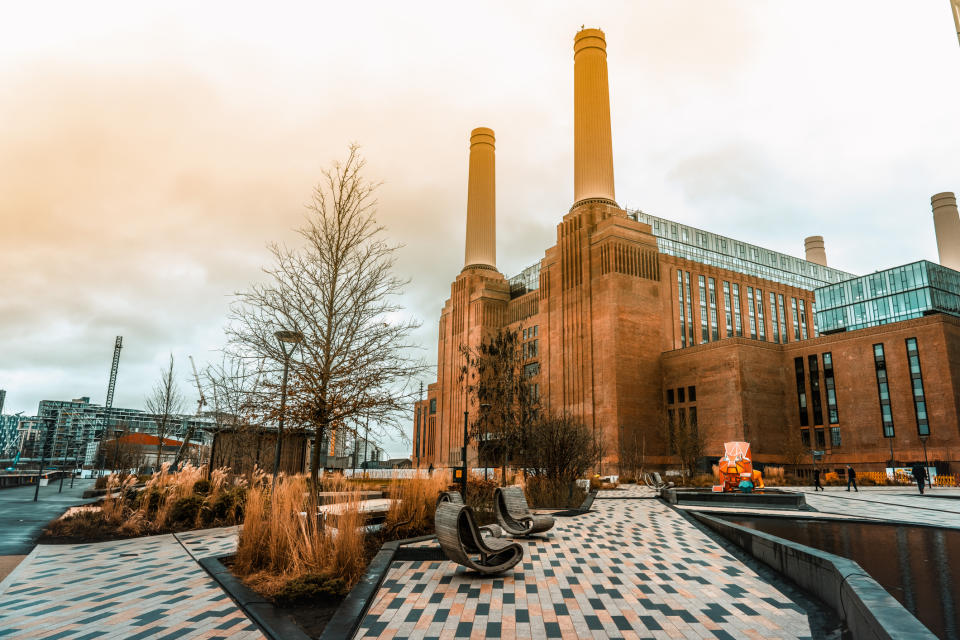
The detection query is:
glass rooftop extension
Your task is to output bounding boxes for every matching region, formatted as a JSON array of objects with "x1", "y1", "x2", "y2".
[
  {"x1": 506, "y1": 210, "x2": 857, "y2": 298},
  {"x1": 508, "y1": 262, "x2": 541, "y2": 298},
  {"x1": 814, "y1": 260, "x2": 960, "y2": 334},
  {"x1": 629, "y1": 209, "x2": 857, "y2": 291}
]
